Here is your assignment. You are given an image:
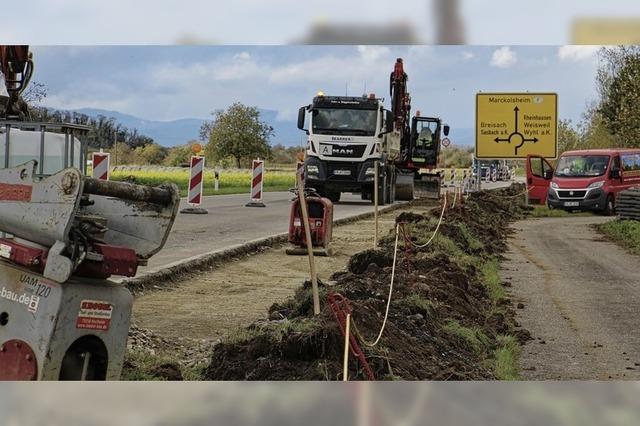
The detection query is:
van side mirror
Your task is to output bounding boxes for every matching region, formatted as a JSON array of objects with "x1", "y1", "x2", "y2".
[
  {"x1": 297, "y1": 107, "x2": 307, "y2": 132},
  {"x1": 443, "y1": 124, "x2": 450, "y2": 137},
  {"x1": 611, "y1": 169, "x2": 621, "y2": 179},
  {"x1": 544, "y1": 169, "x2": 553, "y2": 180}
]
